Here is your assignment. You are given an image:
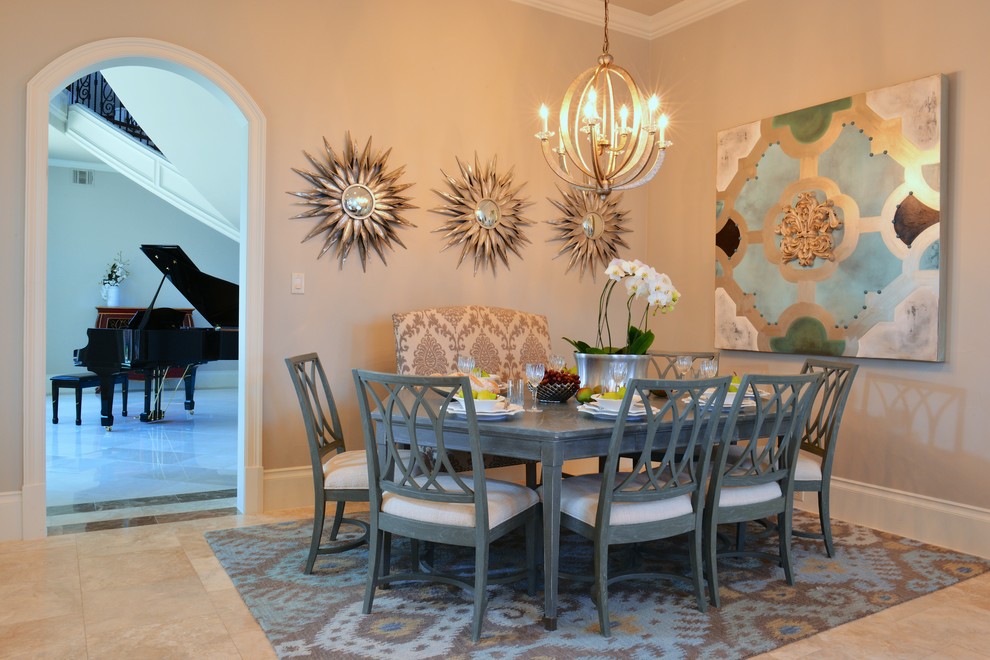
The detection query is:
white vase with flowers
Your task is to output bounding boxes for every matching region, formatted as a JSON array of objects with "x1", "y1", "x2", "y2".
[{"x1": 100, "y1": 251, "x2": 130, "y2": 307}]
